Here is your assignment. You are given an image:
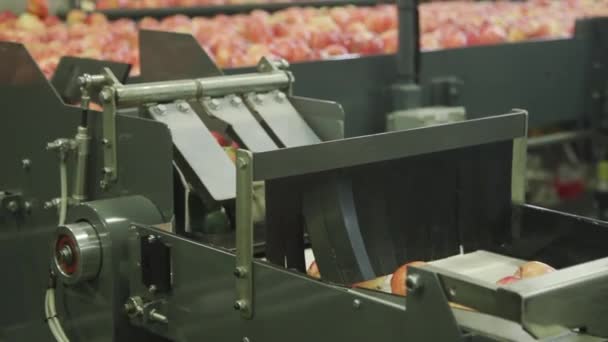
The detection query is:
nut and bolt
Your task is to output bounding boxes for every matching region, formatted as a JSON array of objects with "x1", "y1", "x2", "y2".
[
  {"x1": 124, "y1": 296, "x2": 143, "y2": 318},
  {"x1": 207, "y1": 99, "x2": 221, "y2": 110},
  {"x1": 151, "y1": 104, "x2": 167, "y2": 115},
  {"x1": 21, "y1": 159, "x2": 31, "y2": 170},
  {"x1": 233, "y1": 267, "x2": 247, "y2": 278},
  {"x1": 406, "y1": 274, "x2": 422, "y2": 294},
  {"x1": 6, "y1": 201, "x2": 19, "y2": 213},
  {"x1": 148, "y1": 309, "x2": 168, "y2": 324},
  {"x1": 352, "y1": 299, "x2": 362, "y2": 309},
  {"x1": 253, "y1": 94, "x2": 265, "y2": 104},
  {"x1": 233, "y1": 300, "x2": 248, "y2": 311},
  {"x1": 230, "y1": 96, "x2": 243, "y2": 106},
  {"x1": 275, "y1": 91, "x2": 286, "y2": 103},
  {"x1": 148, "y1": 284, "x2": 158, "y2": 294},
  {"x1": 177, "y1": 101, "x2": 190, "y2": 113}
]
